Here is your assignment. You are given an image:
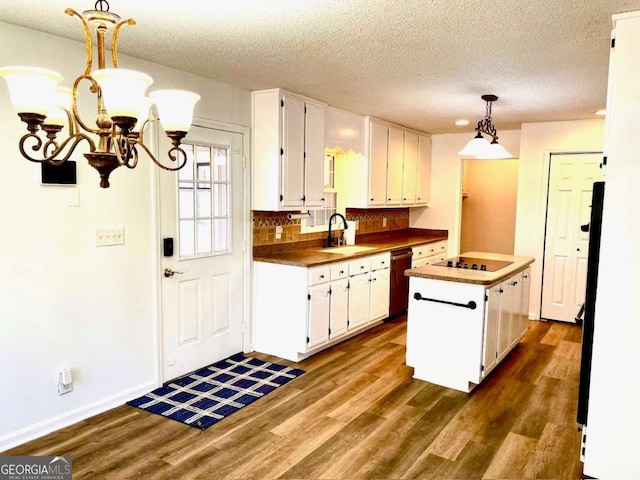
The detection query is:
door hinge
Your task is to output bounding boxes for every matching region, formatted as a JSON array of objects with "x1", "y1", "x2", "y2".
[
  {"x1": 329, "y1": 287, "x2": 332, "y2": 295},
  {"x1": 304, "y1": 151, "x2": 307, "y2": 159},
  {"x1": 280, "y1": 194, "x2": 284, "y2": 201},
  {"x1": 347, "y1": 282, "x2": 351, "y2": 289},
  {"x1": 280, "y1": 148, "x2": 284, "y2": 156},
  {"x1": 485, "y1": 293, "x2": 488, "y2": 301},
  {"x1": 602, "y1": 155, "x2": 607, "y2": 166},
  {"x1": 281, "y1": 99, "x2": 284, "y2": 107},
  {"x1": 611, "y1": 38, "x2": 616, "y2": 48},
  {"x1": 302, "y1": 195, "x2": 306, "y2": 202},
  {"x1": 307, "y1": 293, "x2": 311, "y2": 300},
  {"x1": 481, "y1": 365, "x2": 485, "y2": 372},
  {"x1": 304, "y1": 105, "x2": 307, "y2": 113},
  {"x1": 328, "y1": 327, "x2": 332, "y2": 335},
  {"x1": 306, "y1": 336, "x2": 310, "y2": 343}
]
